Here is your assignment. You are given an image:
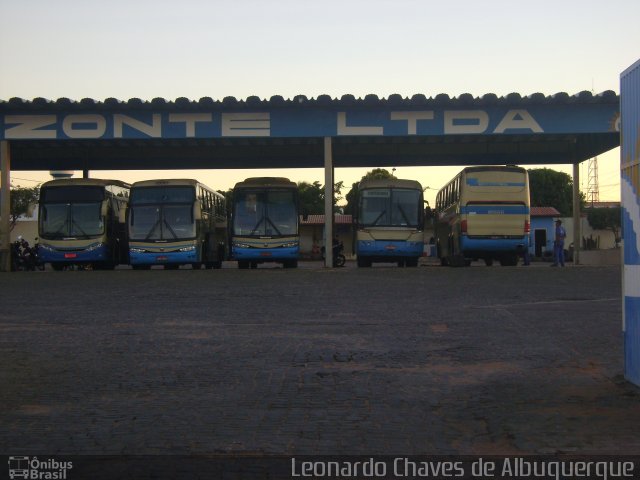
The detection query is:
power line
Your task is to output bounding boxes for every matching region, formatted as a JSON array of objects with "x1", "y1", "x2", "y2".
[{"x1": 10, "y1": 177, "x2": 43, "y2": 184}]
